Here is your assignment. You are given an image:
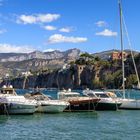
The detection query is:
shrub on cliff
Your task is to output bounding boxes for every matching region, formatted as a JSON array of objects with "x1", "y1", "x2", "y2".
[{"x1": 126, "y1": 74, "x2": 137, "y2": 88}]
